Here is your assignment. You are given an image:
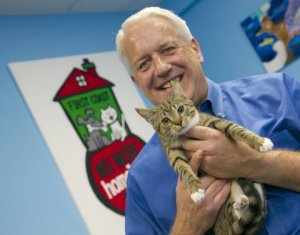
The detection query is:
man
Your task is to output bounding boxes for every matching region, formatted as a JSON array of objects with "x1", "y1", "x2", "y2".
[{"x1": 115, "y1": 7, "x2": 300, "y2": 235}]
